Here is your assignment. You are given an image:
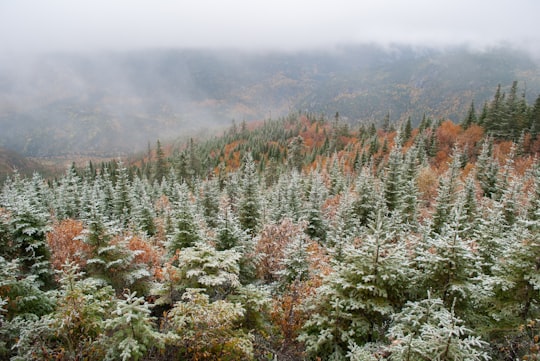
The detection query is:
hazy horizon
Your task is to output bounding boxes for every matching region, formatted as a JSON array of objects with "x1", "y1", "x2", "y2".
[{"x1": 1, "y1": 0, "x2": 539, "y2": 59}]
